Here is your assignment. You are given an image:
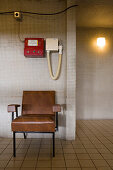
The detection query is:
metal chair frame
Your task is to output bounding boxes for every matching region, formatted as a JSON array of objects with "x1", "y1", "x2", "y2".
[{"x1": 11, "y1": 109, "x2": 58, "y2": 157}]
